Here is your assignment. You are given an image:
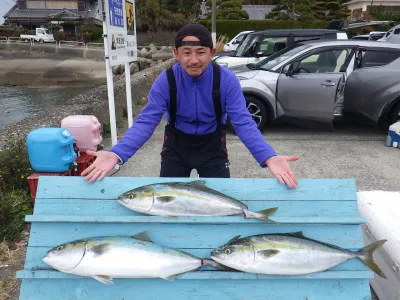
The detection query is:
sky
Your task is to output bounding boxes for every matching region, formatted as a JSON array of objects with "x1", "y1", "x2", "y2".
[{"x1": 0, "y1": 0, "x2": 16, "y2": 25}]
